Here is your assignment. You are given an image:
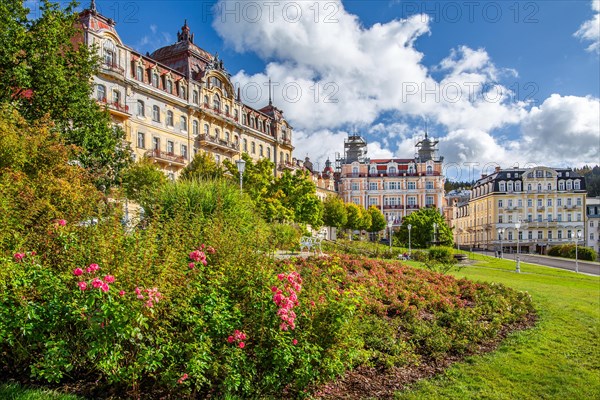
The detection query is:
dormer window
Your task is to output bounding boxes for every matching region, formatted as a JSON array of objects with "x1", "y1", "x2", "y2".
[
  {"x1": 192, "y1": 90, "x2": 199, "y2": 104},
  {"x1": 165, "y1": 79, "x2": 172, "y2": 94},
  {"x1": 574, "y1": 180, "x2": 580, "y2": 190},
  {"x1": 152, "y1": 73, "x2": 159, "y2": 88},
  {"x1": 388, "y1": 166, "x2": 397, "y2": 176},
  {"x1": 426, "y1": 165, "x2": 433, "y2": 175},
  {"x1": 136, "y1": 65, "x2": 144, "y2": 81}
]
